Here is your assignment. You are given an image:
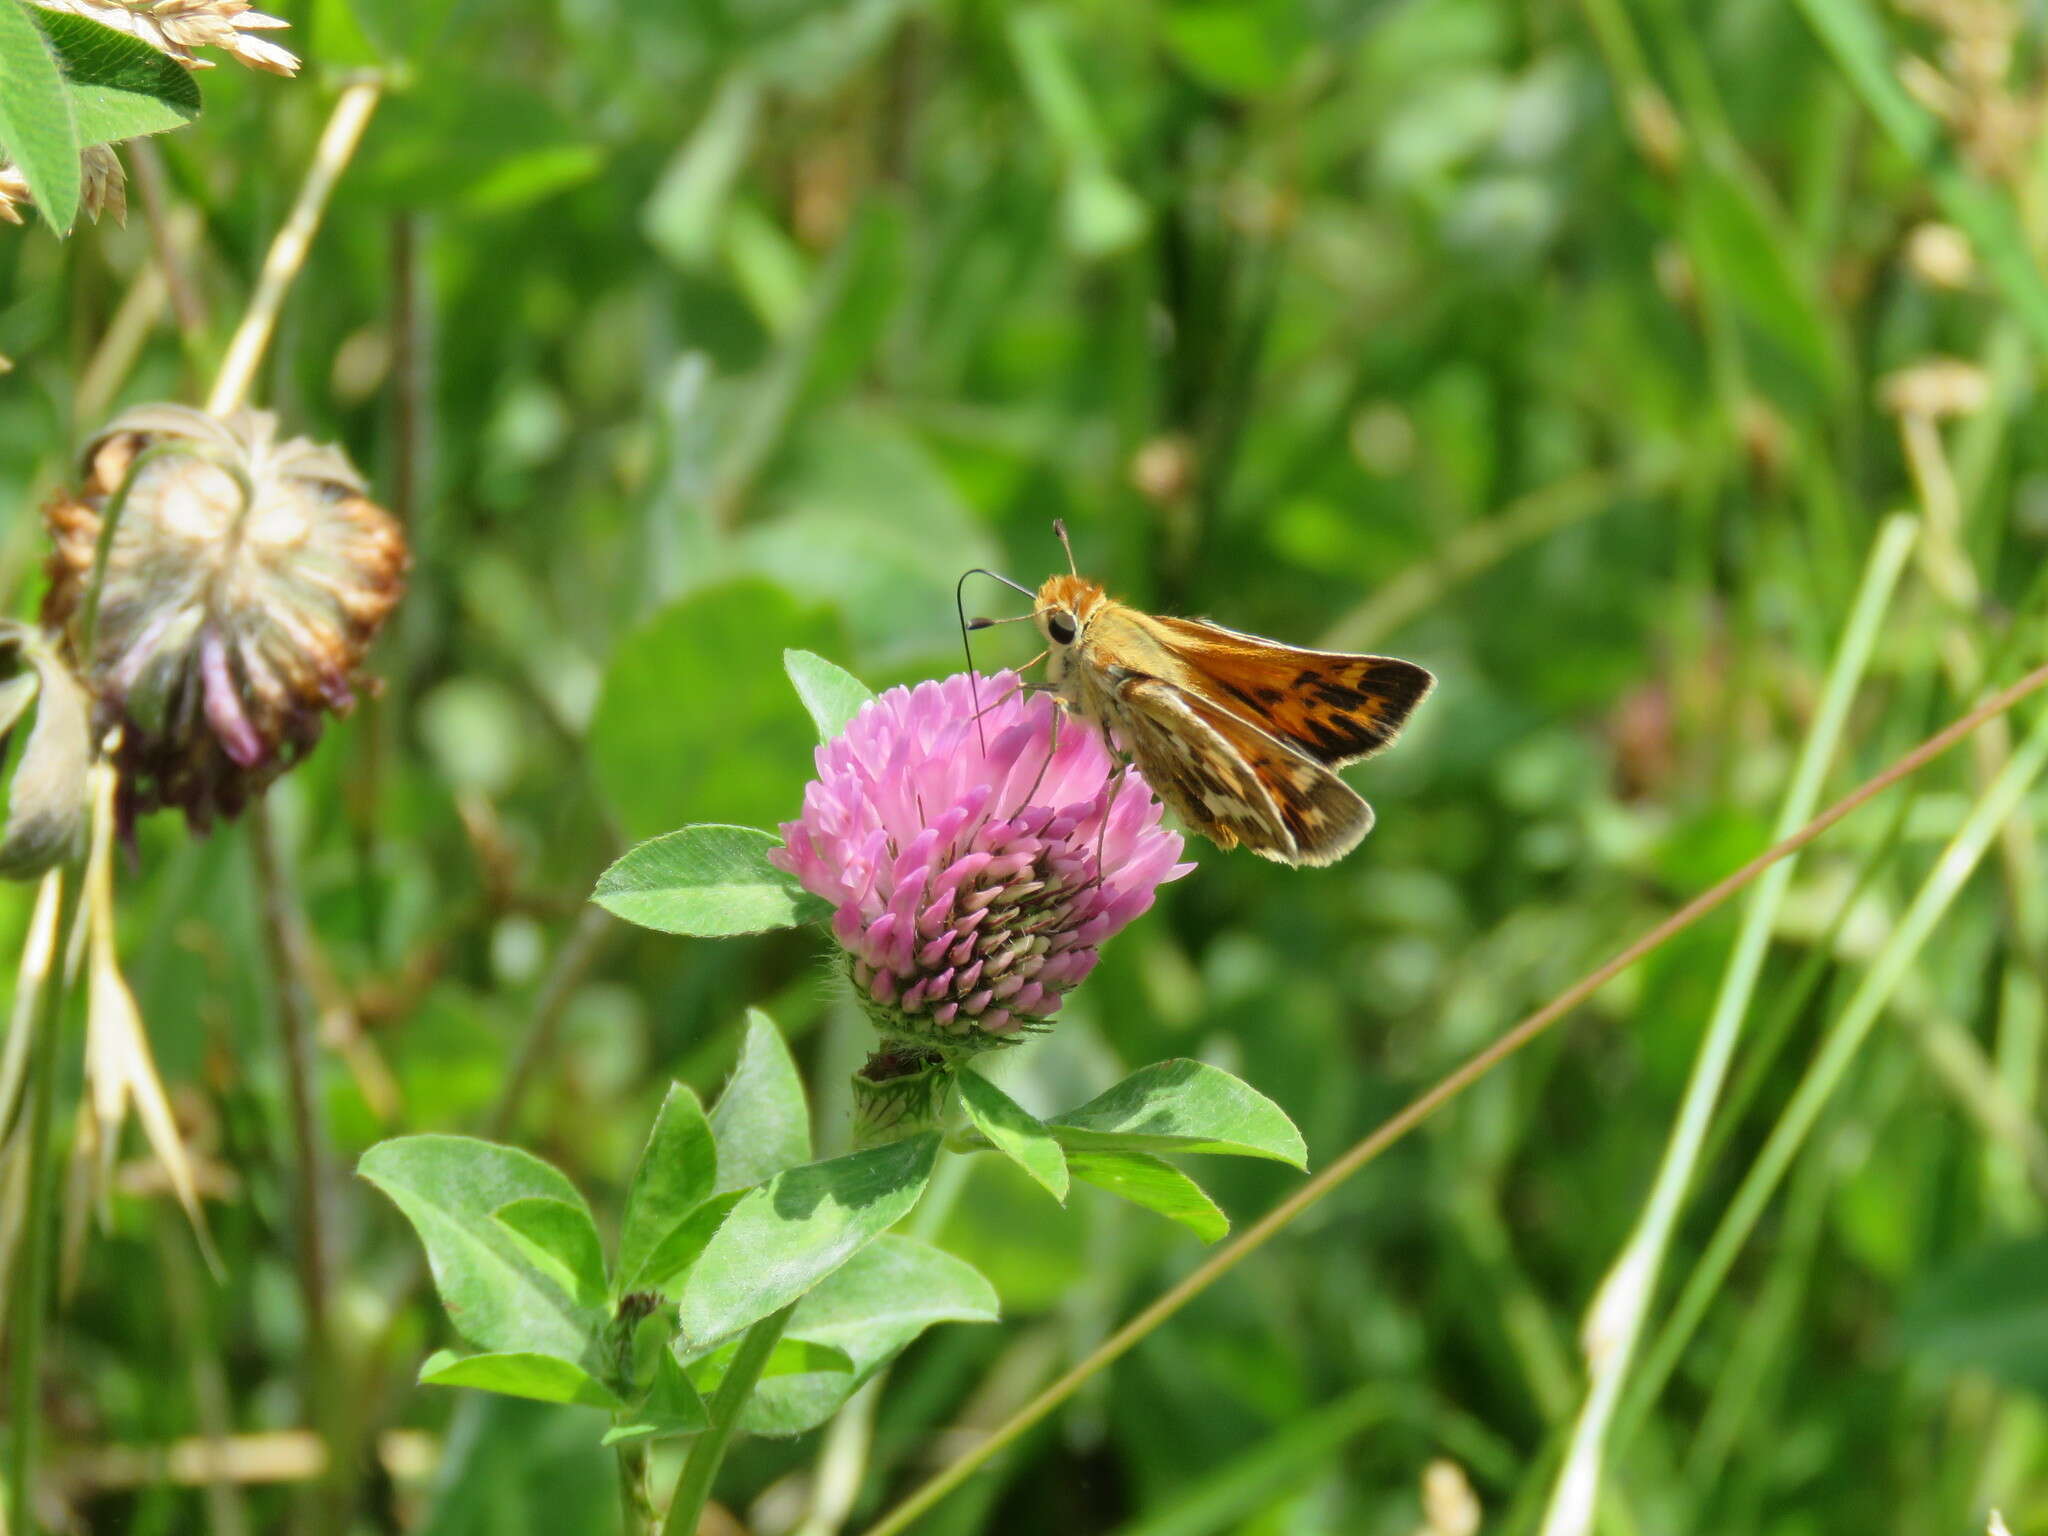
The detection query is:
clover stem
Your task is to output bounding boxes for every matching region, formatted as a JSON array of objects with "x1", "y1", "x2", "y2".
[
  {"x1": 661, "y1": 1304, "x2": 797, "y2": 1536},
  {"x1": 614, "y1": 1434, "x2": 653, "y2": 1534},
  {"x1": 6, "y1": 868, "x2": 82, "y2": 1536}
]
